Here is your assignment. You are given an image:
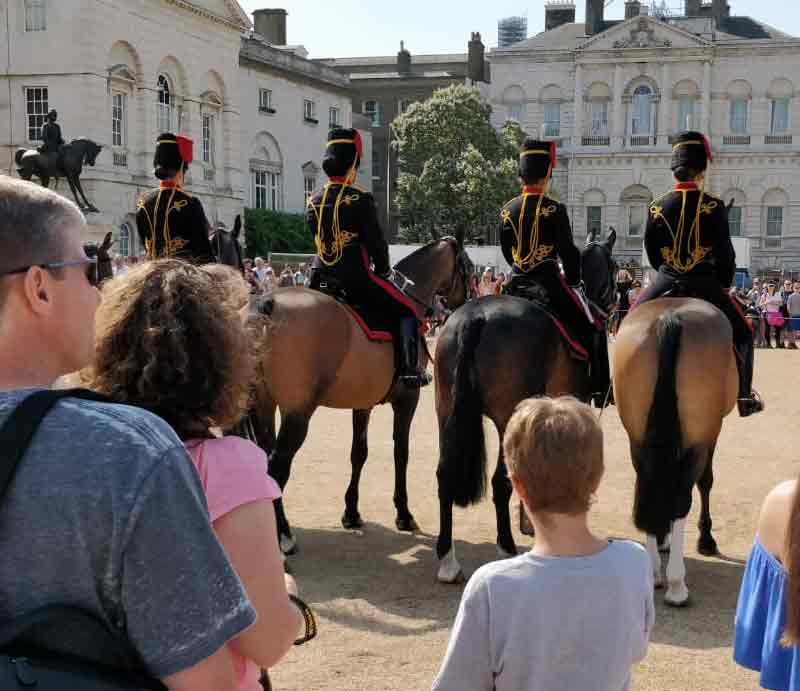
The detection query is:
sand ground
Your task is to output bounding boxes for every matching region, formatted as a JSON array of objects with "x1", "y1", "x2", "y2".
[{"x1": 269, "y1": 346, "x2": 799, "y2": 691}]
